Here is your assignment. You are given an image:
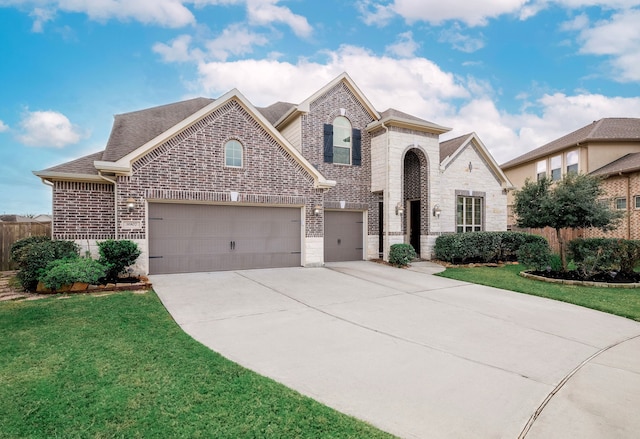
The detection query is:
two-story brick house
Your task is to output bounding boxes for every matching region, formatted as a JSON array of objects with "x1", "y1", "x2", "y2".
[
  {"x1": 501, "y1": 118, "x2": 640, "y2": 240},
  {"x1": 34, "y1": 73, "x2": 512, "y2": 274}
]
